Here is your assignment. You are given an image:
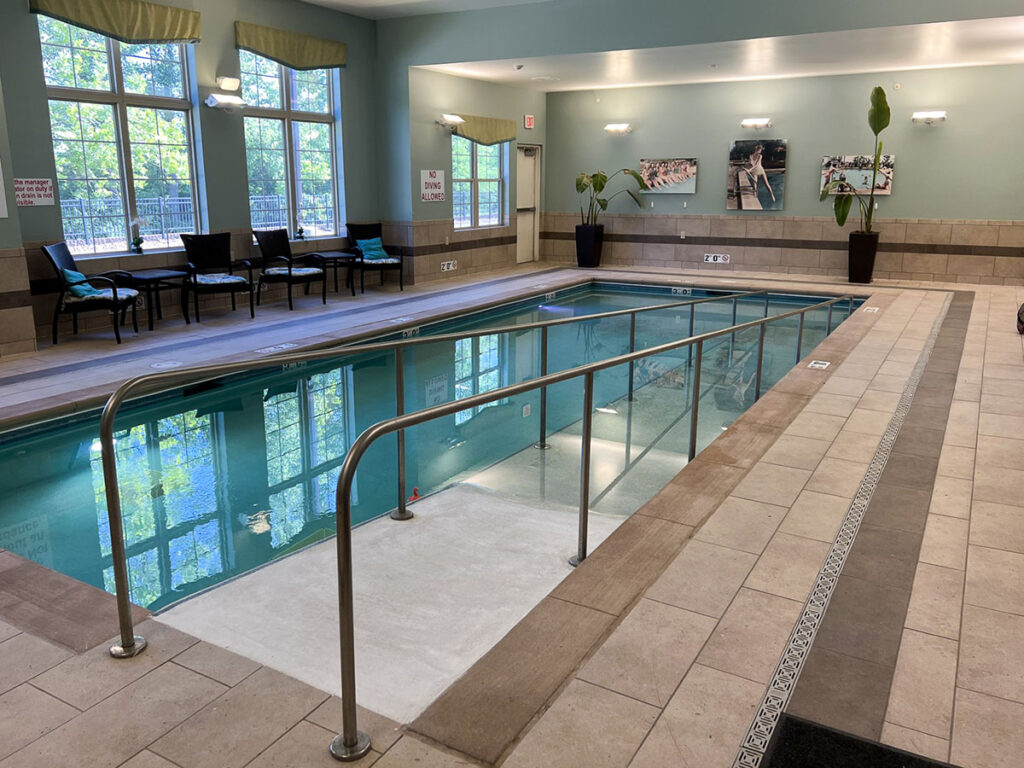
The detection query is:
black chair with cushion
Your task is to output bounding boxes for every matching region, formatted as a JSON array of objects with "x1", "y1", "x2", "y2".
[
  {"x1": 180, "y1": 232, "x2": 255, "y2": 324},
  {"x1": 345, "y1": 222, "x2": 404, "y2": 293},
  {"x1": 41, "y1": 241, "x2": 139, "y2": 345},
  {"x1": 253, "y1": 229, "x2": 327, "y2": 310}
]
